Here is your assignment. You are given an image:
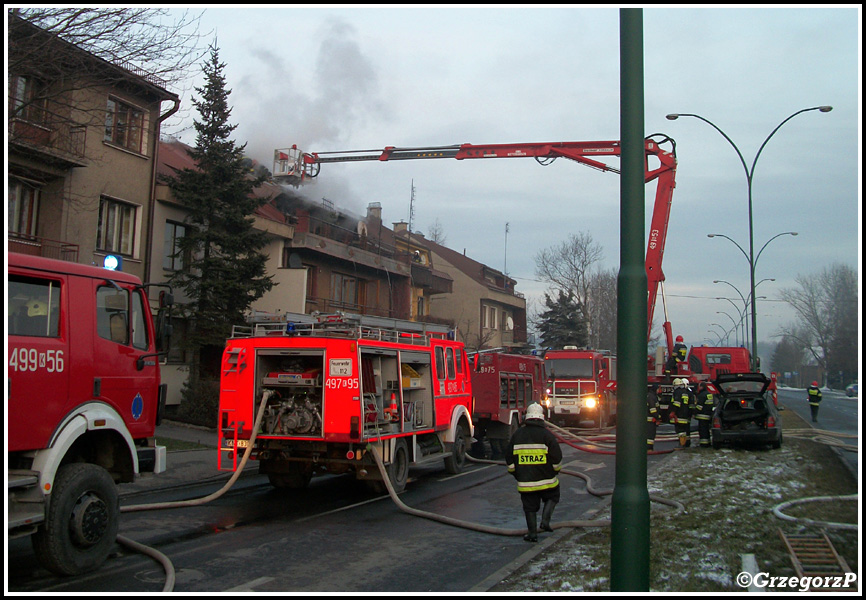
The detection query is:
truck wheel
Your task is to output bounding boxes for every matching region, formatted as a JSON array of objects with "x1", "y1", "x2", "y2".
[
  {"x1": 369, "y1": 438, "x2": 410, "y2": 494},
  {"x1": 32, "y1": 463, "x2": 119, "y2": 576},
  {"x1": 444, "y1": 425, "x2": 468, "y2": 474}
]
